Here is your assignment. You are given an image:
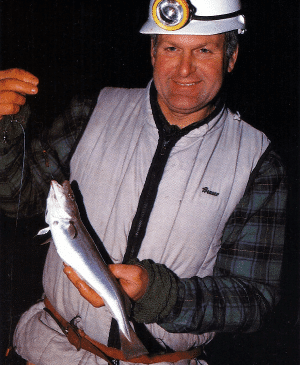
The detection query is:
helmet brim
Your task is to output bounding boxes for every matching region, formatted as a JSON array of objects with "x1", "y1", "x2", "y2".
[{"x1": 140, "y1": 15, "x2": 246, "y2": 35}]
